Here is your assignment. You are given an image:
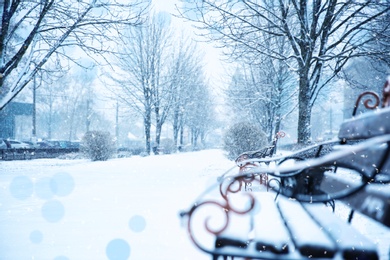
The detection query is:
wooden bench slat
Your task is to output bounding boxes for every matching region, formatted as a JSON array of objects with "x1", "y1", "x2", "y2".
[
  {"x1": 253, "y1": 192, "x2": 291, "y2": 254},
  {"x1": 277, "y1": 197, "x2": 336, "y2": 258},
  {"x1": 338, "y1": 106, "x2": 390, "y2": 140},
  {"x1": 211, "y1": 192, "x2": 384, "y2": 259},
  {"x1": 303, "y1": 203, "x2": 379, "y2": 260},
  {"x1": 321, "y1": 175, "x2": 390, "y2": 228},
  {"x1": 215, "y1": 193, "x2": 258, "y2": 250}
]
